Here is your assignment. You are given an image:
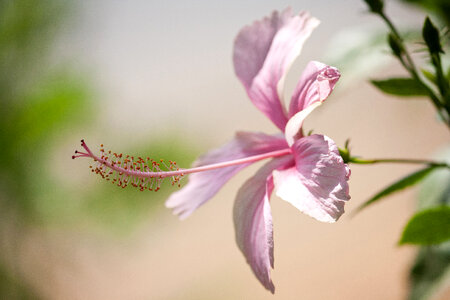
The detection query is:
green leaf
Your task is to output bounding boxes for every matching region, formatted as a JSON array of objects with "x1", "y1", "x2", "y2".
[
  {"x1": 400, "y1": 206, "x2": 450, "y2": 245},
  {"x1": 371, "y1": 78, "x2": 429, "y2": 97},
  {"x1": 356, "y1": 166, "x2": 439, "y2": 213}
]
